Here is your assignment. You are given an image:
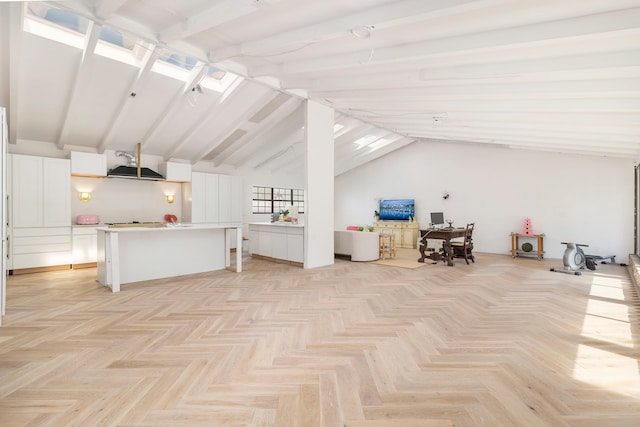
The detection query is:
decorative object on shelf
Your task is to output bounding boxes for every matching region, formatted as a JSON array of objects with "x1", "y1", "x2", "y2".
[
  {"x1": 374, "y1": 210, "x2": 379, "y2": 220},
  {"x1": 280, "y1": 209, "x2": 289, "y2": 220},
  {"x1": 522, "y1": 217, "x2": 533, "y2": 236},
  {"x1": 446, "y1": 219, "x2": 454, "y2": 228},
  {"x1": 521, "y1": 242, "x2": 533, "y2": 252},
  {"x1": 271, "y1": 213, "x2": 280, "y2": 223},
  {"x1": 79, "y1": 191, "x2": 91, "y2": 202}
]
